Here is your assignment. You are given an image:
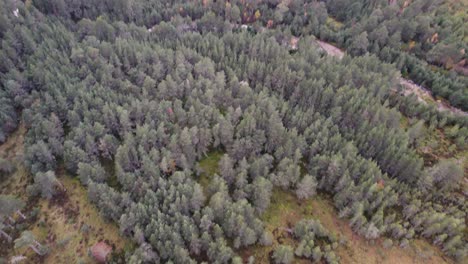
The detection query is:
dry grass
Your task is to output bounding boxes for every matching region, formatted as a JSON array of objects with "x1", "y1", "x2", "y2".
[
  {"x1": 0, "y1": 125, "x2": 131, "y2": 264},
  {"x1": 416, "y1": 125, "x2": 467, "y2": 168},
  {"x1": 1, "y1": 127, "x2": 457, "y2": 264},
  {"x1": 196, "y1": 151, "x2": 452, "y2": 264},
  {"x1": 2, "y1": 169, "x2": 132, "y2": 264},
  {"x1": 326, "y1": 17, "x2": 344, "y2": 31},
  {"x1": 0, "y1": 122, "x2": 26, "y2": 160},
  {"x1": 29, "y1": 175, "x2": 131, "y2": 263},
  {"x1": 238, "y1": 189, "x2": 451, "y2": 264},
  {"x1": 309, "y1": 198, "x2": 451, "y2": 264},
  {"x1": 238, "y1": 189, "x2": 314, "y2": 263},
  {"x1": 197, "y1": 150, "x2": 223, "y2": 194}
]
